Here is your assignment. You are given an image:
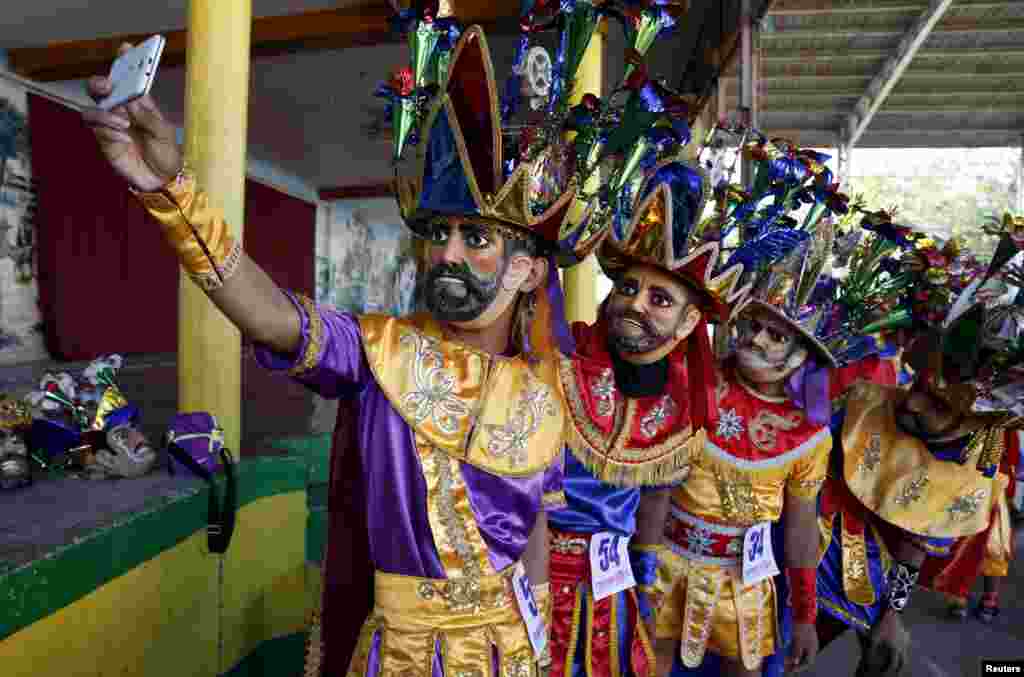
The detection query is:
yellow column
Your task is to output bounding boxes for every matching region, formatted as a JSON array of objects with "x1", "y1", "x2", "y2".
[
  {"x1": 563, "y1": 23, "x2": 604, "y2": 325},
  {"x1": 180, "y1": 0, "x2": 252, "y2": 453}
]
